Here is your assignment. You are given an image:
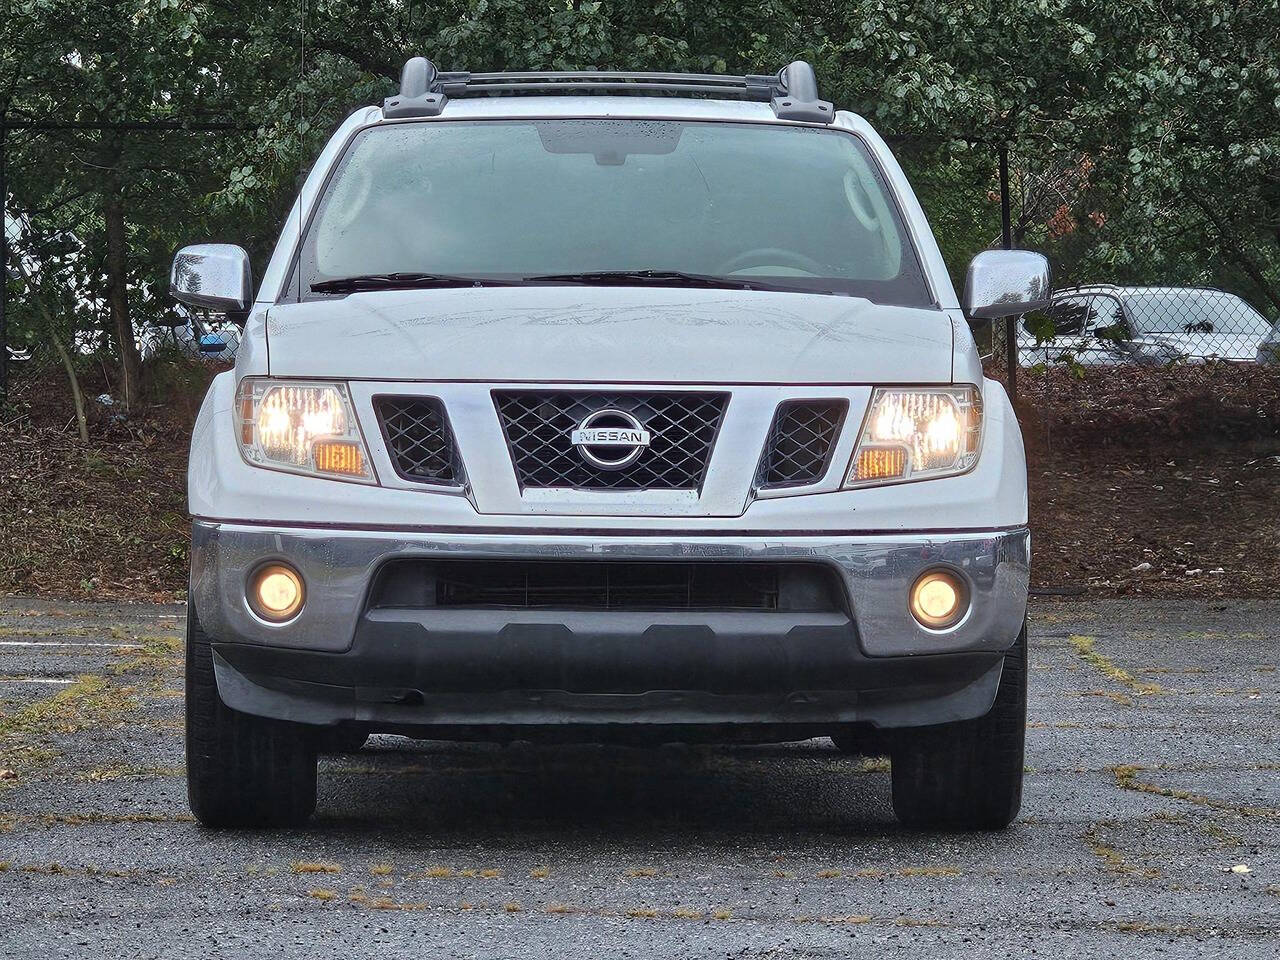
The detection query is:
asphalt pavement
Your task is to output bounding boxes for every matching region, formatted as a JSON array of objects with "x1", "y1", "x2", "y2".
[{"x1": 0, "y1": 597, "x2": 1276, "y2": 958}]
